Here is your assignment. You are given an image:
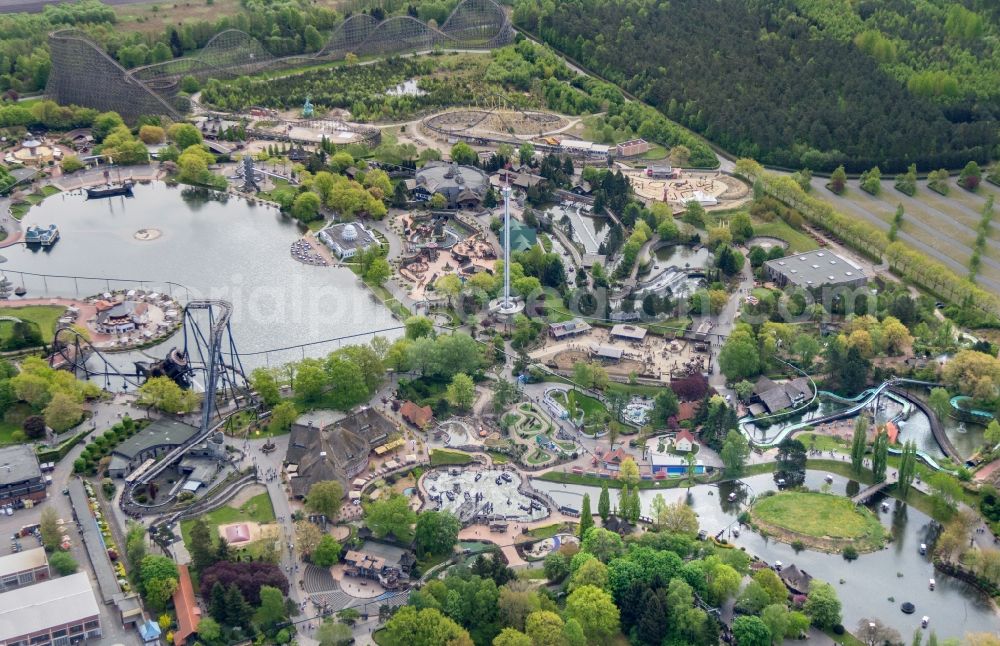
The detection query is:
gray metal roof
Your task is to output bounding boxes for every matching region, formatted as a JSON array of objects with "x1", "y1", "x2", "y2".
[
  {"x1": 764, "y1": 250, "x2": 867, "y2": 288},
  {"x1": 110, "y1": 418, "x2": 200, "y2": 460},
  {"x1": 0, "y1": 445, "x2": 41, "y2": 486},
  {"x1": 68, "y1": 479, "x2": 121, "y2": 603},
  {"x1": 0, "y1": 572, "x2": 100, "y2": 641}
]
